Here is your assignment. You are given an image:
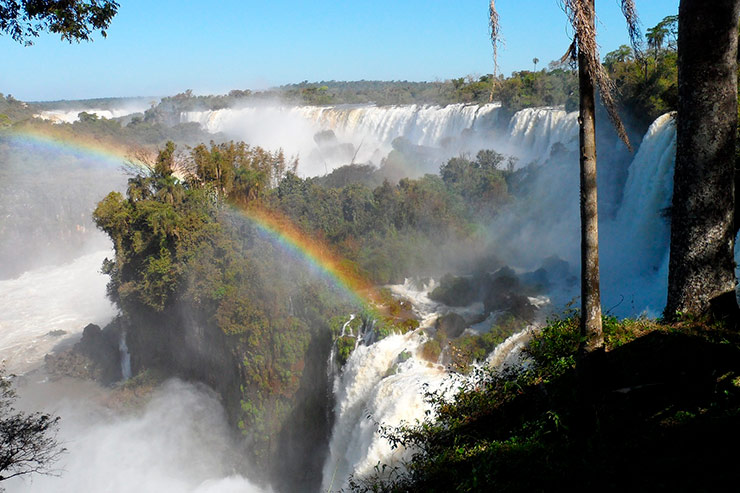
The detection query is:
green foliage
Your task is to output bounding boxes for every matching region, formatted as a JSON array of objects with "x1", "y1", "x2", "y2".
[
  {"x1": 493, "y1": 69, "x2": 578, "y2": 115},
  {"x1": 265, "y1": 151, "x2": 512, "y2": 284},
  {"x1": 139, "y1": 73, "x2": 576, "y2": 118},
  {"x1": 358, "y1": 314, "x2": 740, "y2": 492},
  {"x1": 94, "y1": 141, "x2": 349, "y2": 468},
  {"x1": 0, "y1": 93, "x2": 34, "y2": 123},
  {"x1": 419, "y1": 339, "x2": 442, "y2": 363},
  {"x1": 336, "y1": 336, "x2": 356, "y2": 366},
  {"x1": 1, "y1": 0, "x2": 119, "y2": 45},
  {"x1": 0, "y1": 368, "x2": 64, "y2": 482},
  {"x1": 330, "y1": 314, "x2": 364, "y2": 367},
  {"x1": 600, "y1": 15, "x2": 683, "y2": 129}
]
